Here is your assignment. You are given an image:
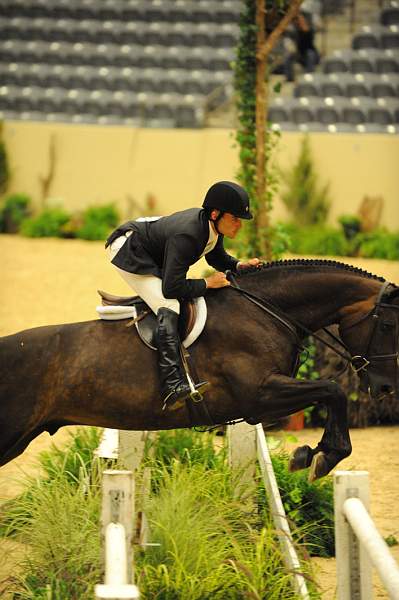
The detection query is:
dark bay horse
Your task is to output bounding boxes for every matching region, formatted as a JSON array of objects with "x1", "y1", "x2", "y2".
[{"x1": 1, "y1": 259, "x2": 398, "y2": 480}]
